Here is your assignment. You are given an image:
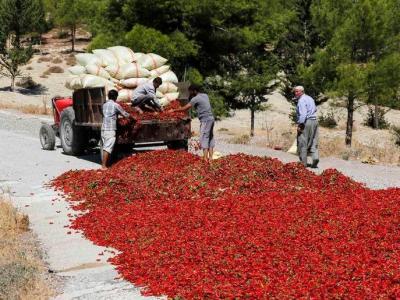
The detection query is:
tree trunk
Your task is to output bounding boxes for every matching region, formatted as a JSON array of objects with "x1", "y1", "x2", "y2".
[
  {"x1": 373, "y1": 104, "x2": 379, "y2": 129},
  {"x1": 11, "y1": 76, "x2": 15, "y2": 92},
  {"x1": 250, "y1": 108, "x2": 255, "y2": 137},
  {"x1": 345, "y1": 93, "x2": 355, "y2": 146},
  {"x1": 71, "y1": 25, "x2": 76, "y2": 52}
]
